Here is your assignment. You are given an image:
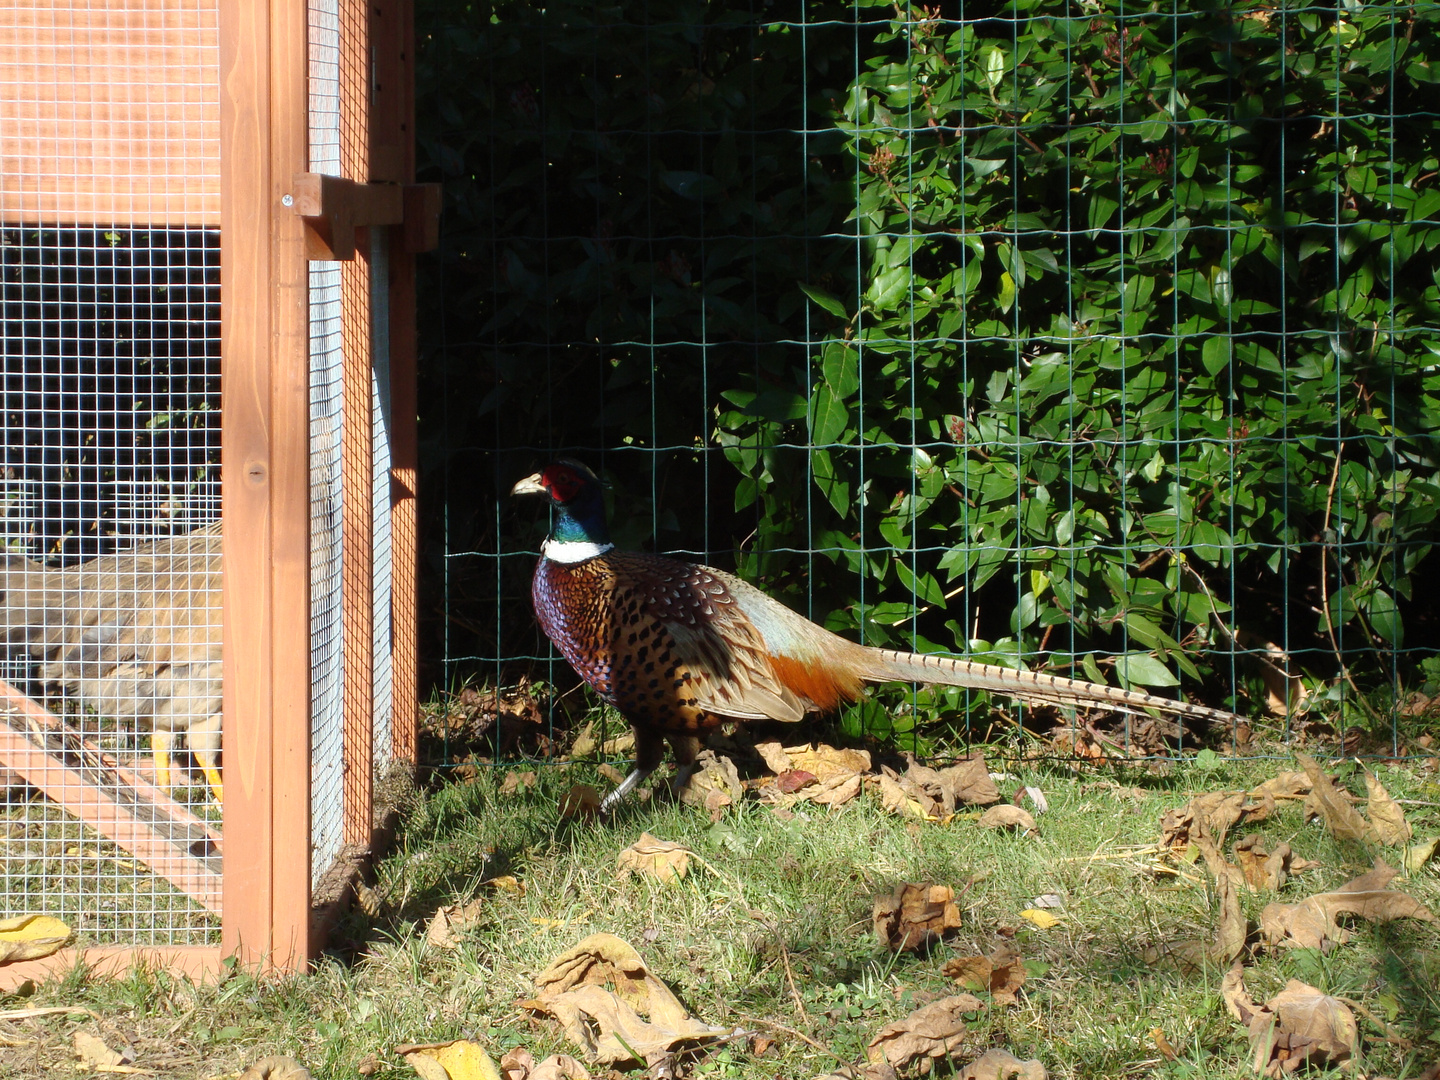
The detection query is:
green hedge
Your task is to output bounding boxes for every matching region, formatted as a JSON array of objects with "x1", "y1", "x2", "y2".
[{"x1": 417, "y1": 0, "x2": 1440, "y2": 734}]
